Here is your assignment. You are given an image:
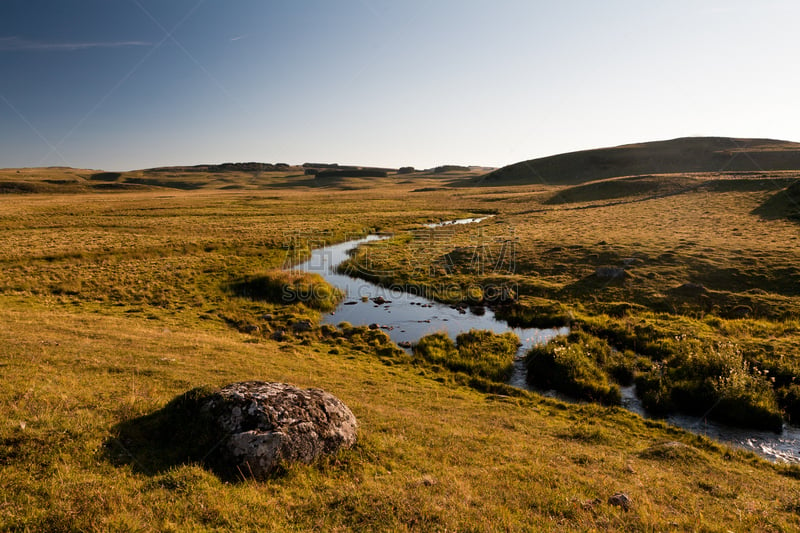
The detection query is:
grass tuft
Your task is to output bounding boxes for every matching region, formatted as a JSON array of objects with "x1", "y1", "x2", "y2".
[
  {"x1": 635, "y1": 341, "x2": 783, "y2": 431},
  {"x1": 231, "y1": 270, "x2": 344, "y2": 312},
  {"x1": 526, "y1": 331, "x2": 621, "y2": 405},
  {"x1": 638, "y1": 441, "x2": 706, "y2": 464},
  {"x1": 413, "y1": 329, "x2": 519, "y2": 382}
]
